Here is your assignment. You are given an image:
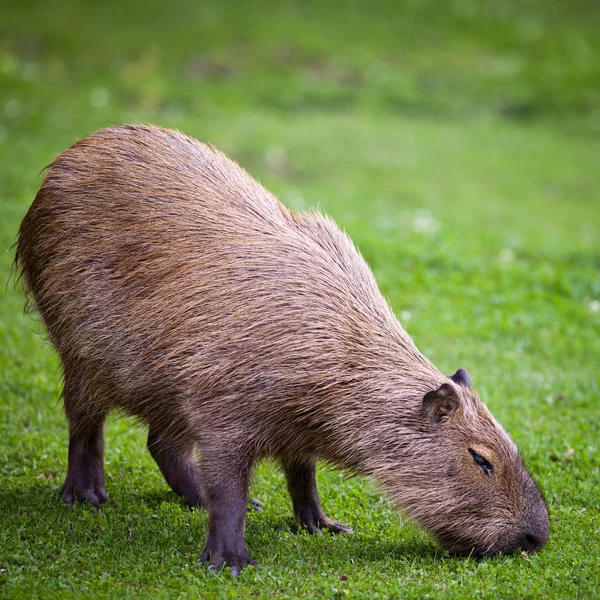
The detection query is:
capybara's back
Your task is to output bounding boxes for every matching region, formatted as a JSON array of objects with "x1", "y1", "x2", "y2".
[
  {"x1": 16, "y1": 124, "x2": 394, "y2": 457},
  {"x1": 15, "y1": 125, "x2": 549, "y2": 574}
]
